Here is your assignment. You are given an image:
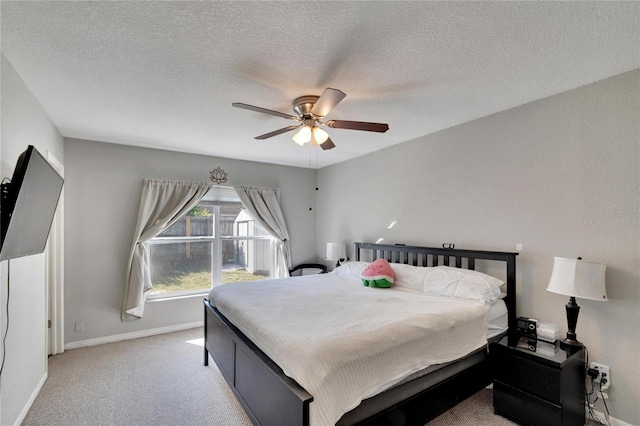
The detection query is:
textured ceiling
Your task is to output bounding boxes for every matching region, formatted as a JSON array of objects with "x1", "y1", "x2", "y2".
[{"x1": 1, "y1": 2, "x2": 638, "y2": 169}]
